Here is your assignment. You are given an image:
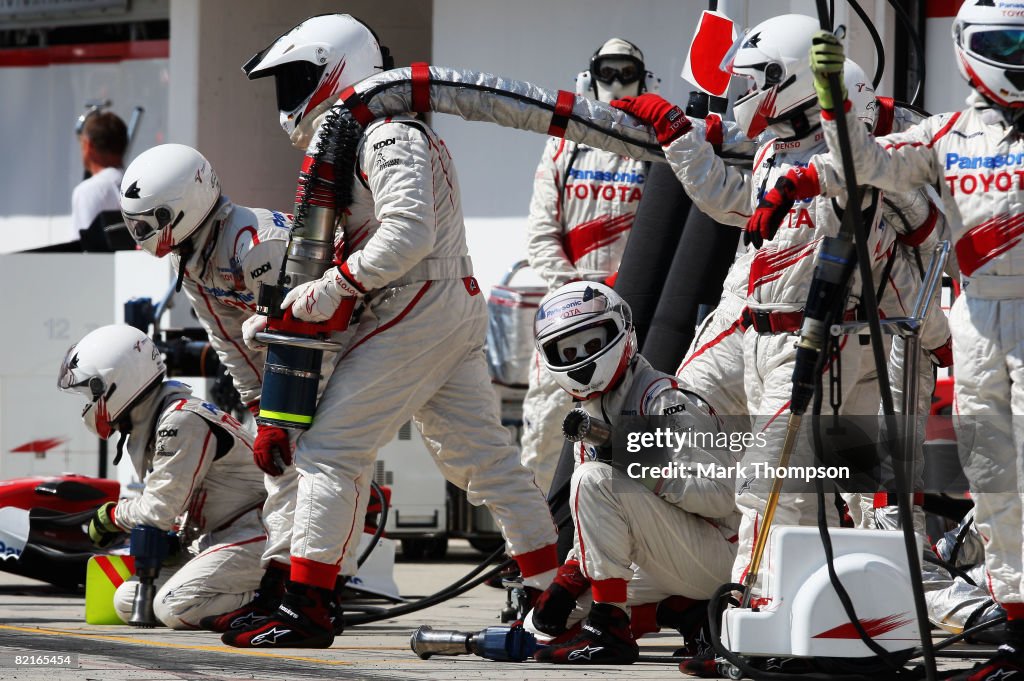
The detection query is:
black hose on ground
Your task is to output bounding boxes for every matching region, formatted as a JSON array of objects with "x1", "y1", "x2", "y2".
[
  {"x1": 356, "y1": 480, "x2": 389, "y2": 569},
  {"x1": 343, "y1": 546, "x2": 511, "y2": 626}
]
